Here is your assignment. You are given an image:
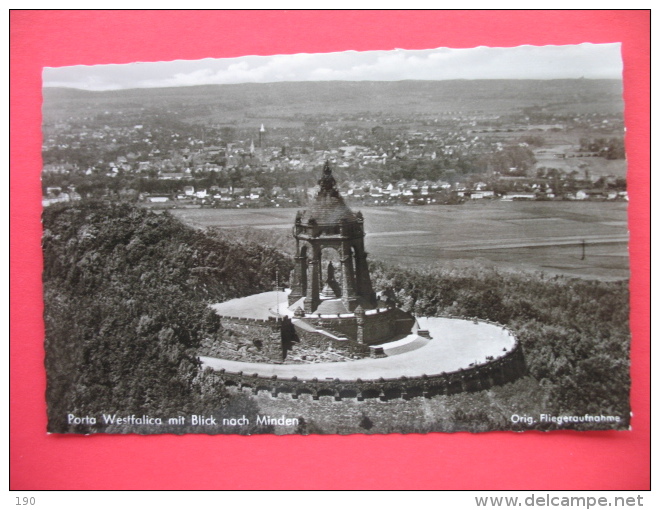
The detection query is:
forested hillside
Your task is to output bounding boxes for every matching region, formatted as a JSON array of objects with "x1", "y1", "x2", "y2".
[
  {"x1": 42, "y1": 202, "x2": 292, "y2": 432},
  {"x1": 370, "y1": 263, "x2": 631, "y2": 425}
]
